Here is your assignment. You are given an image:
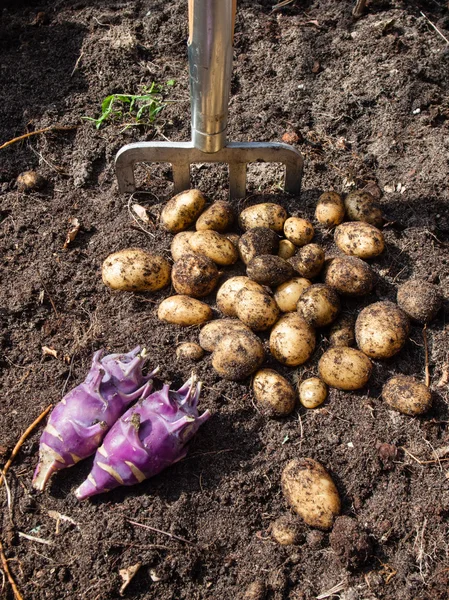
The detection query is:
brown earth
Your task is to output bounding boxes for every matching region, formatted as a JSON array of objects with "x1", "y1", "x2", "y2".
[{"x1": 1, "y1": 1, "x2": 449, "y2": 599}]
